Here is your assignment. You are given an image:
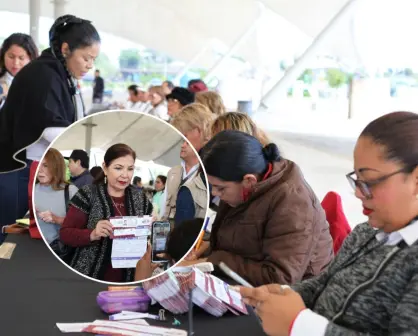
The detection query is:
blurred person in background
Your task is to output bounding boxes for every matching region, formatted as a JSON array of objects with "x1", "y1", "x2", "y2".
[
  {"x1": 92, "y1": 69, "x2": 104, "y2": 103},
  {"x1": 0, "y1": 33, "x2": 38, "y2": 109},
  {"x1": 152, "y1": 175, "x2": 167, "y2": 220},
  {"x1": 195, "y1": 91, "x2": 226, "y2": 116},
  {"x1": 211, "y1": 112, "x2": 270, "y2": 146},
  {"x1": 166, "y1": 87, "x2": 195, "y2": 119},
  {"x1": 148, "y1": 85, "x2": 169, "y2": 121},
  {"x1": 188, "y1": 79, "x2": 208, "y2": 93},
  {"x1": 67, "y1": 149, "x2": 93, "y2": 188},
  {"x1": 133, "y1": 176, "x2": 143, "y2": 191},
  {"x1": 162, "y1": 80, "x2": 174, "y2": 95},
  {"x1": 90, "y1": 166, "x2": 103, "y2": 180}
]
